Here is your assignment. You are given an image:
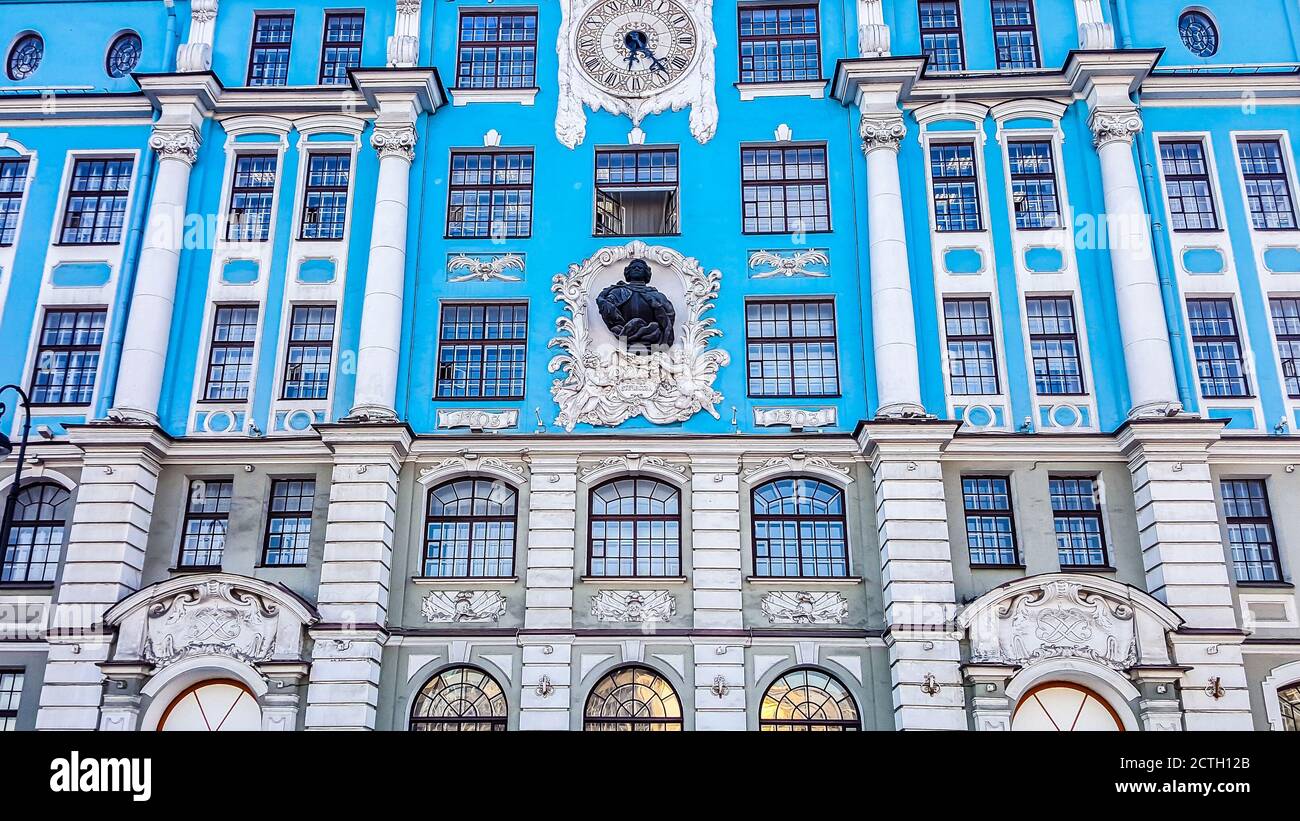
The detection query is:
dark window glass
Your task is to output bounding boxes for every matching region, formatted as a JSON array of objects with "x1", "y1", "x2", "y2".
[
  {"x1": 918, "y1": 1, "x2": 965, "y2": 72},
  {"x1": 262, "y1": 478, "x2": 315, "y2": 566},
  {"x1": 283, "y1": 304, "x2": 336, "y2": 399},
  {"x1": 930, "y1": 142, "x2": 981, "y2": 232},
  {"x1": 991, "y1": 0, "x2": 1040, "y2": 69},
  {"x1": 0, "y1": 158, "x2": 31, "y2": 246},
  {"x1": 741, "y1": 144, "x2": 830, "y2": 234},
  {"x1": 226, "y1": 154, "x2": 277, "y2": 241},
  {"x1": 745, "y1": 299, "x2": 839, "y2": 397},
  {"x1": 0, "y1": 671, "x2": 23, "y2": 731},
  {"x1": 1007, "y1": 140, "x2": 1060, "y2": 228},
  {"x1": 455, "y1": 12, "x2": 538, "y2": 89},
  {"x1": 1, "y1": 483, "x2": 69, "y2": 583},
  {"x1": 760, "y1": 668, "x2": 860, "y2": 731},
  {"x1": 1279, "y1": 684, "x2": 1300, "y2": 732},
  {"x1": 752, "y1": 477, "x2": 849, "y2": 578},
  {"x1": 203, "y1": 305, "x2": 259, "y2": 402},
  {"x1": 29, "y1": 308, "x2": 107, "y2": 406},
  {"x1": 179, "y1": 479, "x2": 233, "y2": 568},
  {"x1": 6, "y1": 33, "x2": 43, "y2": 81},
  {"x1": 435, "y1": 303, "x2": 527, "y2": 399},
  {"x1": 319, "y1": 12, "x2": 363, "y2": 85},
  {"x1": 737, "y1": 4, "x2": 821, "y2": 84},
  {"x1": 300, "y1": 153, "x2": 350, "y2": 239},
  {"x1": 1026, "y1": 296, "x2": 1085, "y2": 395},
  {"x1": 1187, "y1": 298, "x2": 1249, "y2": 397},
  {"x1": 106, "y1": 32, "x2": 143, "y2": 78},
  {"x1": 1160, "y1": 140, "x2": 1220, "y2": 231},
  {"x1": 944, "y1": 297, "x2": 999, "y2": 395},
  {"x1": 1237, "y1": 139, "x2": 1297, "y2": 230},
  {"x1": 1050, "y1": 477, "x2": 1107, "y2": 567},
  {"x1": 594, "y1": 148, "x2": 679, "y2": 236},
  {"x1": 588, "y1": 478, "x2": 681, "y2": 578},
  {"x1": 1270, "y1": 297, "x2": 1300, "y2": 398},
  {"x1": 447, "y1": 150, "x2": 534, "y2": 238},
  {"x1": 410, "y1": 667, "x2": 508, "y2": 731},
  {"x1": 1179, "y1": 10, "x2": 1219, "y2": 57},
  {"x1": 248, "y1": 13, "x2": 294, "y2": 86},
  {"x1": 1221, "y1": 479, "x2": 1282, "y2": 583},
  {"x1": 963, "y1": 476, "x2": 1018, "y2": 566},
  {"x1": 60, "y1": 158, "x2": 133, "y2": 244},
  {"x1": 423, "y1": 479, "x2": 517, "y2": 578},
  {"x1": 584, "y1": 666, "x2": 682, "y2": 731}
]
